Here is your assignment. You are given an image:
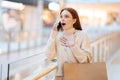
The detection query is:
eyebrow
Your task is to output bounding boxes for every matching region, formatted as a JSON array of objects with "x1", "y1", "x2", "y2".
[{"x1": 60, "y1": 14, "x2": 70, "y2": 17}]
